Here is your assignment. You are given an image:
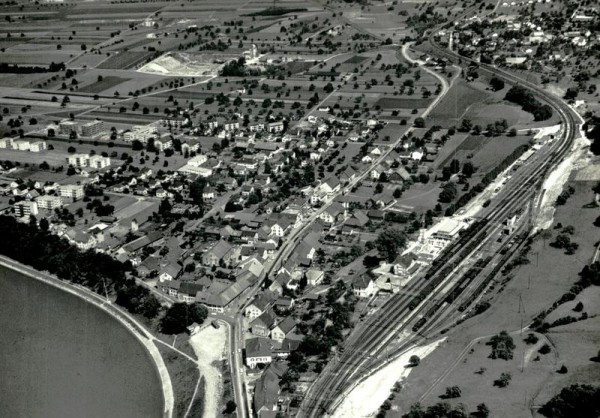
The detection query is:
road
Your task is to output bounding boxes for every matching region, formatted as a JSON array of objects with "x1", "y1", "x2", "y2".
[{"x1": 296, "y1": 18, "x2": 581, "y2": 418}]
